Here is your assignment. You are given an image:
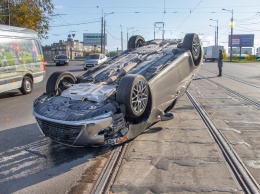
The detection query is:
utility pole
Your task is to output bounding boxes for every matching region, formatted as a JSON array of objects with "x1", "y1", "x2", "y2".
[
  {"x1": 209, "y1": 25, "x2": 216, "y2": 46},
  {"x1": 97, "y1": 6, "x2": 103, "y2": 53},
  {"x1": 222, "y1": 8, "x2": 234, "y2": 61},
  {"x1": 6, "y1": 0, "x2": 10, "y2": 25},
  {"x1": 154, "y1": 22, "x2": 164, "y2": 39},
  {"x1": 120, "y1": 25, "x2": 123, "y2": 51},
  {"x1": 101, "y1": 15, "x2": 103, "y2": 53},
  {"x1": 210, "y1": 19, "x2": 218, "y2": 46},
  {"x1": 103, "y1": 12, "x2": 114, "y2": 55}
]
